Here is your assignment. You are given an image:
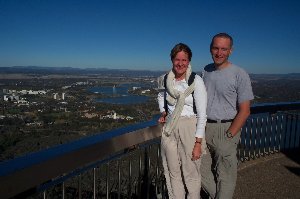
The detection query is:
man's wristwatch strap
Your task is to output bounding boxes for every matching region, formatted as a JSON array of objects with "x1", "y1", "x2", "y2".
[
  {"x1": 195, "y1": 140, "x2": 202, "y2": 144},
  {"x1": 226, "y1": 130, "x2": 234, "y2": 138}
]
